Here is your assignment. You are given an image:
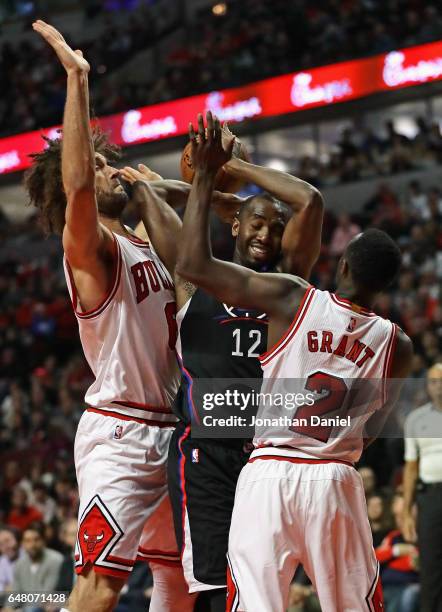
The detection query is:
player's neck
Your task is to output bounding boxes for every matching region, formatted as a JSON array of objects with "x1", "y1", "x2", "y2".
[
  {"x1": 99, "y1": 216, "x2": 127, "y2": 236},
  {"x1": 334, "y1": 285, "x2": 376, "y2": 312}
]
